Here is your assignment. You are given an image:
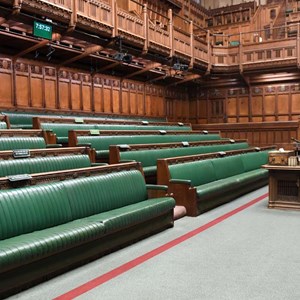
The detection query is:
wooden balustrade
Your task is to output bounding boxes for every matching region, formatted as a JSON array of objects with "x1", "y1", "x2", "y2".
[
  {"x1": 117, "y1": 8, "x2": 145, "y2": 46},
  {"x1": 77, "y1": 0, "x2": 112, "y2": 24},
  {"x1": 148, "y1": 24, "x2": 171, "y2": 54},
  {"x1": 43, "y1": 0, "x2": 72, "y2": 9},
  {"x1": 173, "y1": 27, "x2": 191, "y2": 57},
  {"x1": 3, "y1": 0, "x2": 300, "y2": 72}
]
